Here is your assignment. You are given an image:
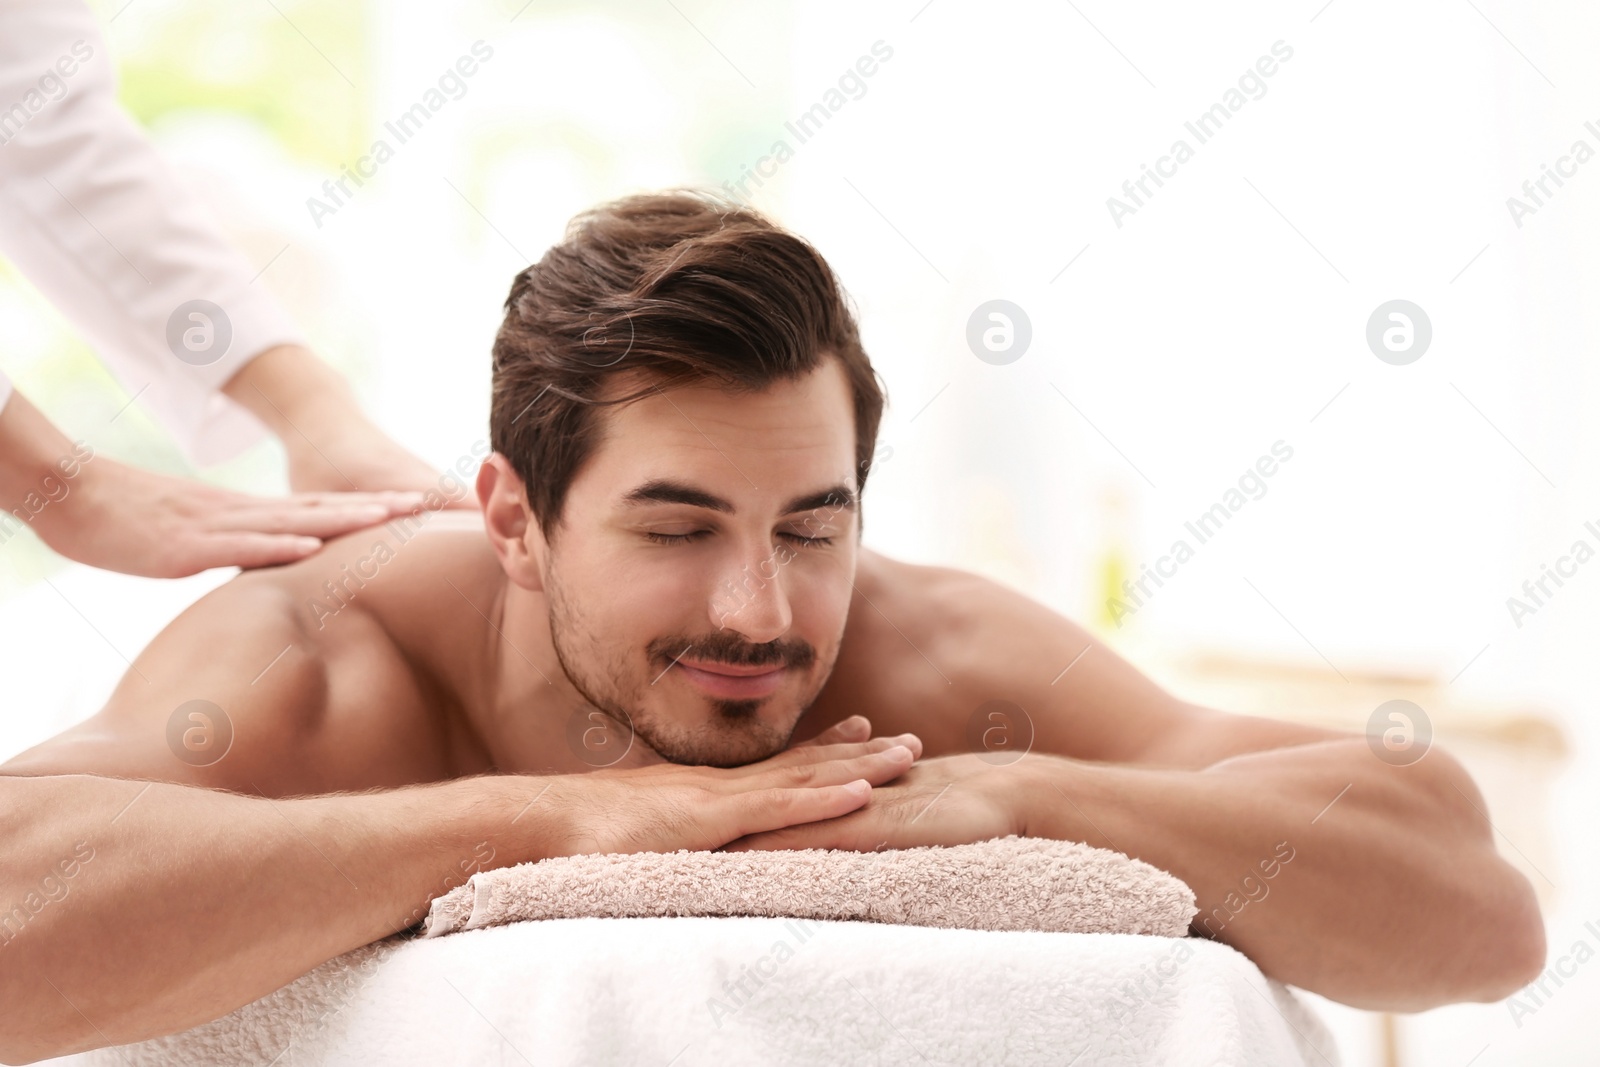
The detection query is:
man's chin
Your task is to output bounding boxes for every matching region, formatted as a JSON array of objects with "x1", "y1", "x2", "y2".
[{"x1": 633, "y1": 714, "x2": 794, "y2": 768}]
